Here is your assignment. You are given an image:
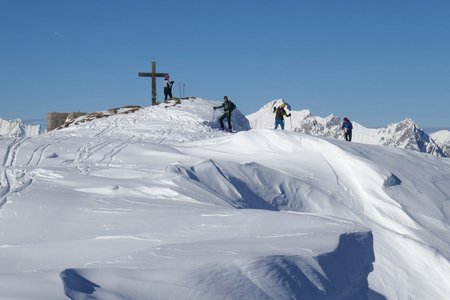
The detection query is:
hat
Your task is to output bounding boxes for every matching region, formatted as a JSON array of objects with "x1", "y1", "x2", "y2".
[
  {"x1": 165, "y1": 74, "x2": 170, "y2": 79},
  {"x1": 281, "y1": 103, "x2": 286, "y2": 108}
]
